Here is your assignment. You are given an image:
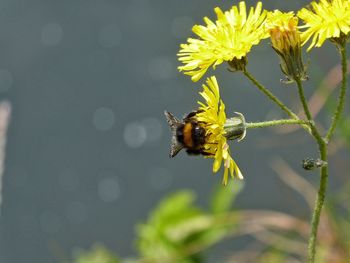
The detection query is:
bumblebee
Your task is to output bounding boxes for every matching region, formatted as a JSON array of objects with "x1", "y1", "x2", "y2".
[{"x1": 164, "y1": 110, "x2": 211, "y2": 157}]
